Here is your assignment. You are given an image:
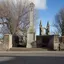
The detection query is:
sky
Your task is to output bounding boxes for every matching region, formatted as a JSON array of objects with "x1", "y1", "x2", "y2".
[
  {"x1": 0, "y1": 0, "x2": 64, "y2": 37},
  {"x1": 34, "y1": 0, "x2": 64, "y2": 35}
]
